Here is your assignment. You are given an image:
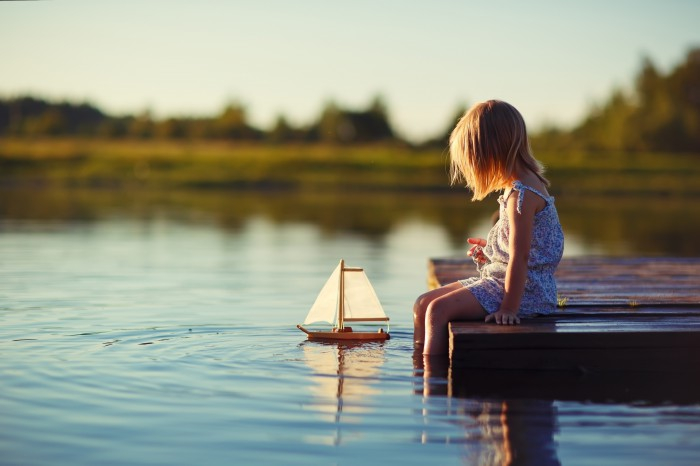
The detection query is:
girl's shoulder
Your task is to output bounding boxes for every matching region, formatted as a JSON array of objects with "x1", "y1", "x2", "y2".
[{"x1": 503, "y1": 180, "x2": 549, "y2": 215}]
